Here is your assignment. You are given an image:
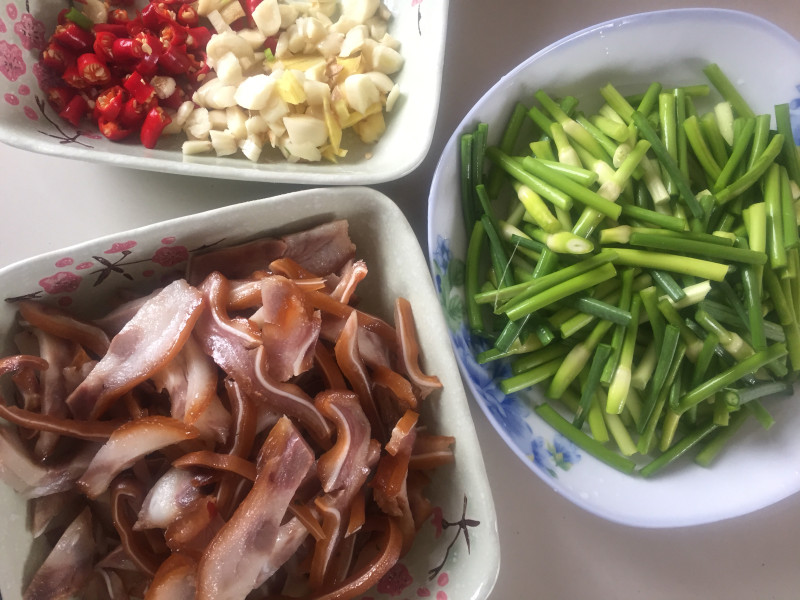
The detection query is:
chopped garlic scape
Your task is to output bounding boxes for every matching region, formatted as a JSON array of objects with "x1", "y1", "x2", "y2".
[{"x1": 180, "y1": 0, "x2": 403, "y2": 163}]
